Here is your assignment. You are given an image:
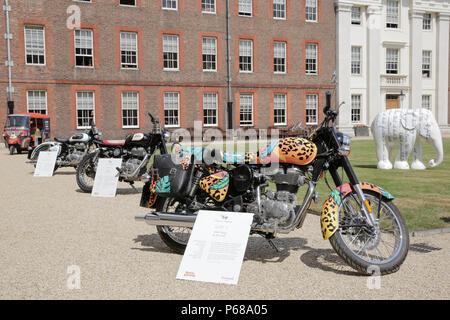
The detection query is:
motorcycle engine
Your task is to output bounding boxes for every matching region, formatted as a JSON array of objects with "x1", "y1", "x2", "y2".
[
  {"x1": 122, "y1": 147, "x2": 146, "y2": 175},
  {"x1": 67, "y1": 143, "x2": 86, "y2": 164},
  {"x1": 249, "y1": 167, "x2": 306, "y2": 227}
]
